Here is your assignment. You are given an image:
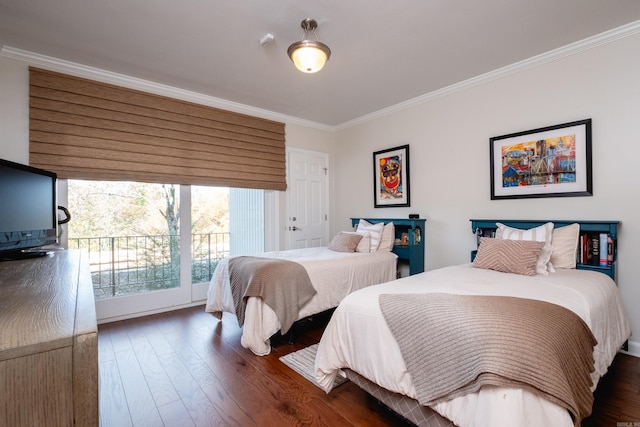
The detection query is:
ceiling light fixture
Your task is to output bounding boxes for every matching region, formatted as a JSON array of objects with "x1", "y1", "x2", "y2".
[{"x1": 287, "y1": 18, "x2": 331, "y2": 73}]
